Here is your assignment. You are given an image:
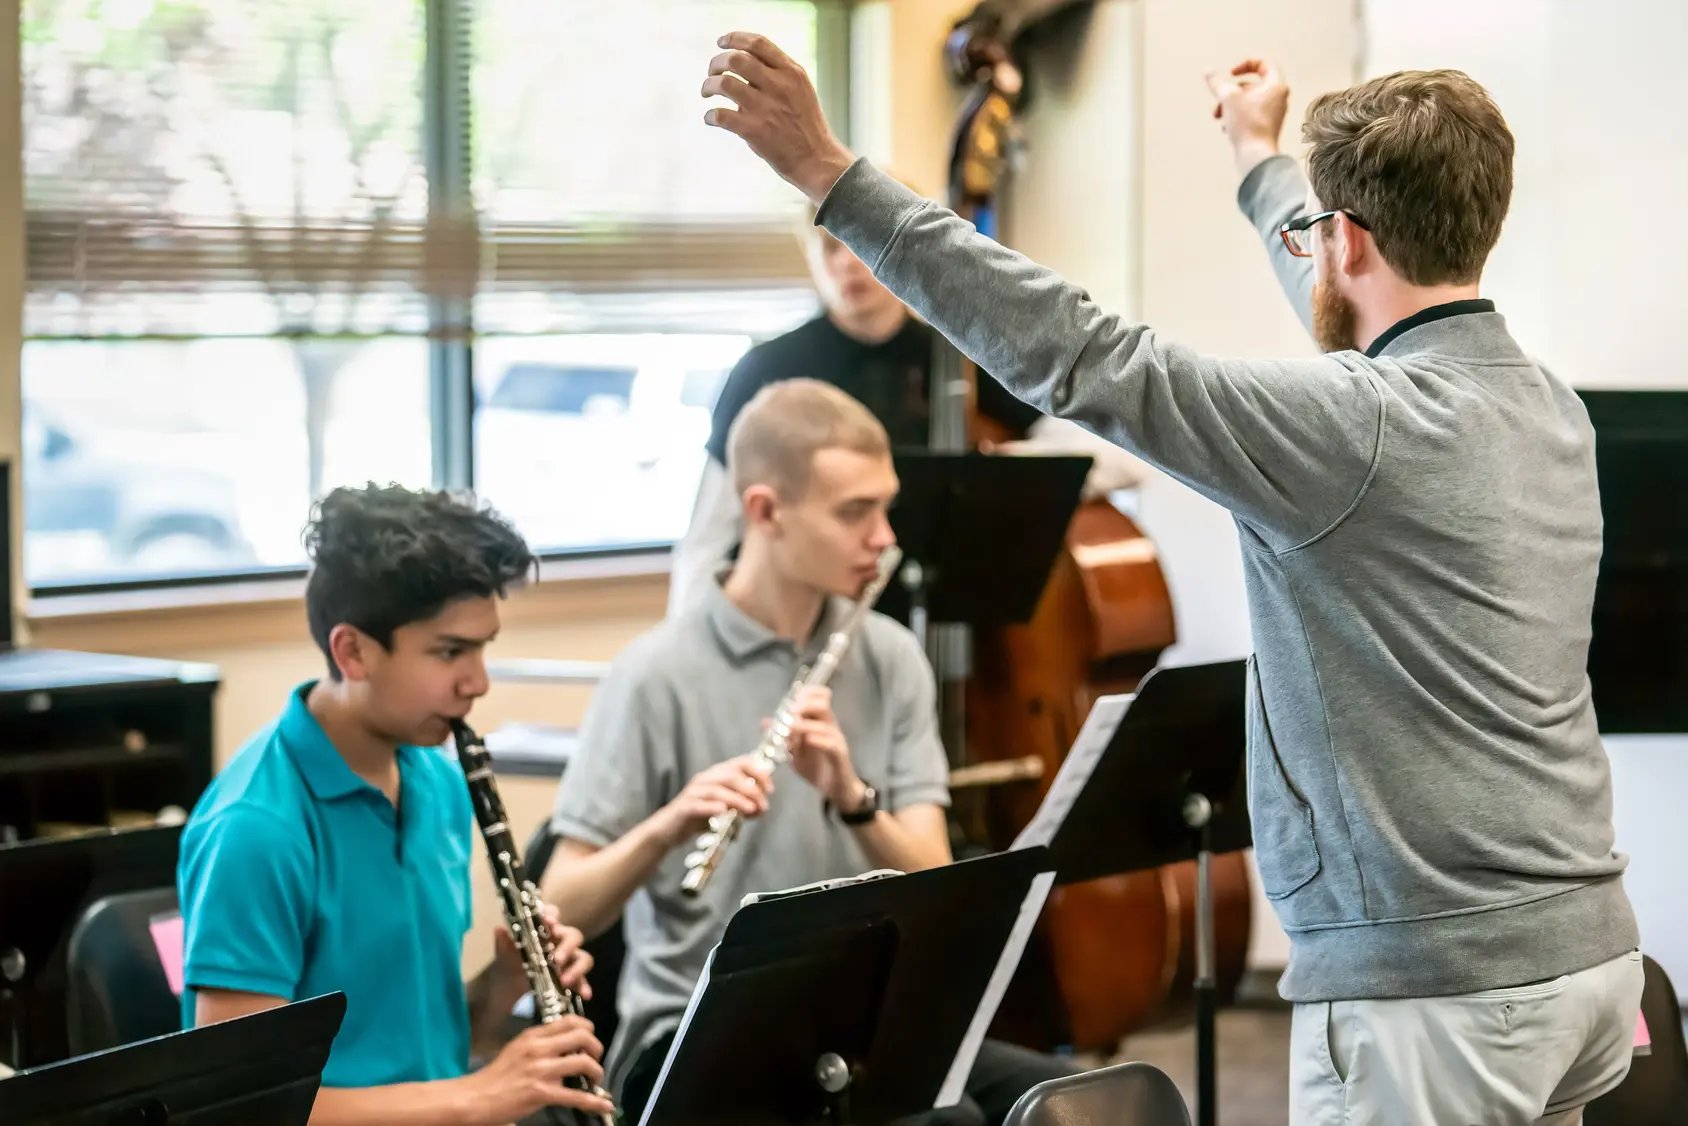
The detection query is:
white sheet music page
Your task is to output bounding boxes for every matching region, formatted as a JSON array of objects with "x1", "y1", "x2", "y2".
[
  {"x1": 1010, "y1": 692, "x2": 1133, "y2": 850},
  {"x1": 935, "y1": 868, "x2": 1057, "y2": 1108}
]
